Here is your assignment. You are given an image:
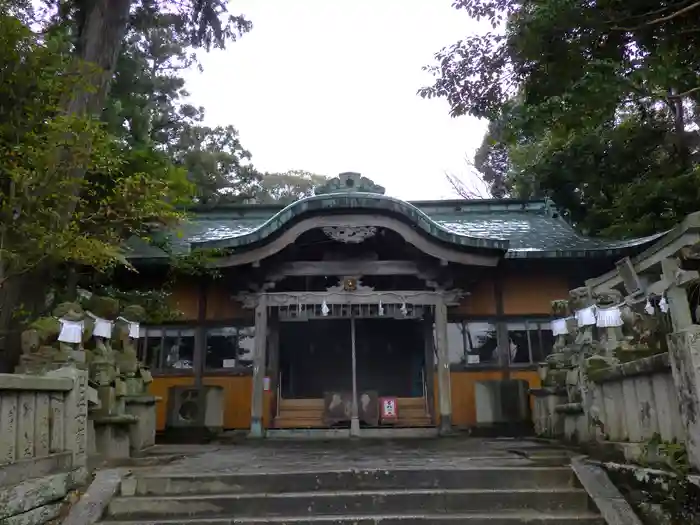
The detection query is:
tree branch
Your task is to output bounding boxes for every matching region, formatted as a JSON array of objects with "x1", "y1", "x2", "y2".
[
  {"x1": 611, "y1": 1, "x2": 700, "y2": 30},
  {"x1": 668, "y1": 86, "x2": 700, "y2": 99}
]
